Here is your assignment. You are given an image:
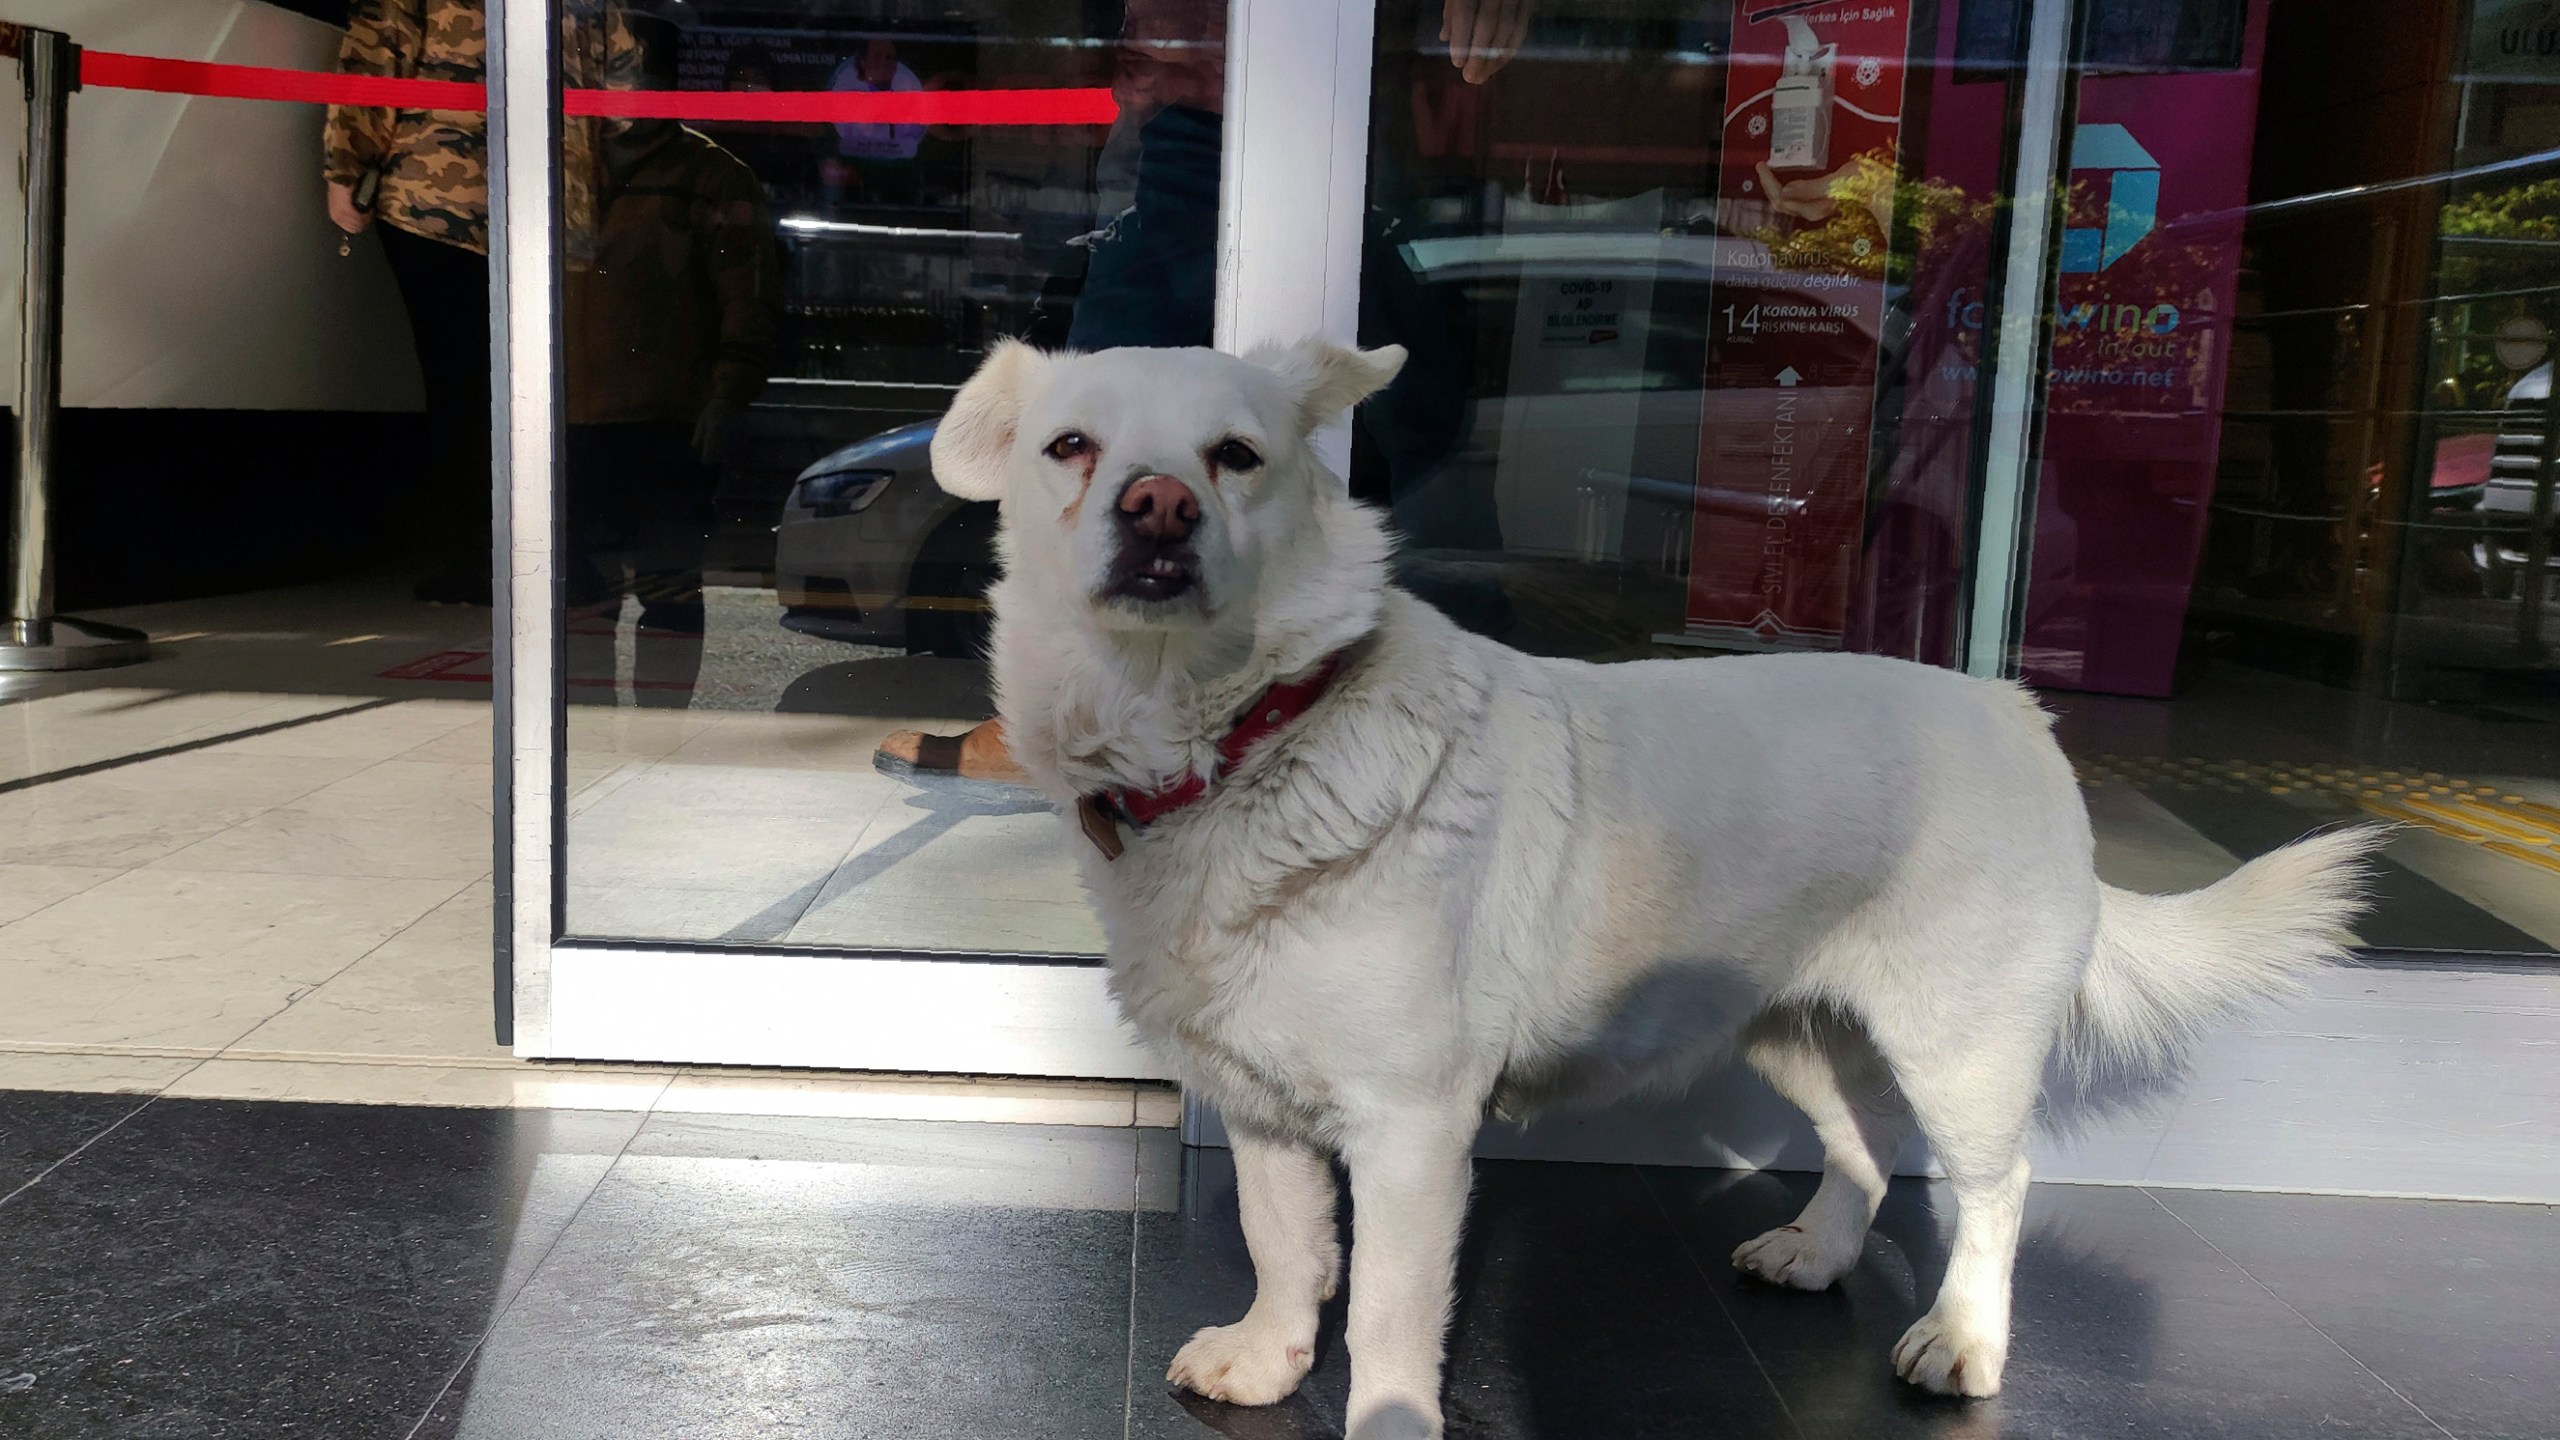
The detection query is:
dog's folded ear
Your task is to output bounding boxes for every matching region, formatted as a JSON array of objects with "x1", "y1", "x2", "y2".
[
  {"x1": 931, "y1": 339, "x2": 1054, "y2": 501},
  {"x1": 1248, "y1": 338, "x2": 1409, "y2": 435}
]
